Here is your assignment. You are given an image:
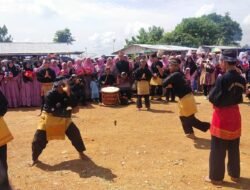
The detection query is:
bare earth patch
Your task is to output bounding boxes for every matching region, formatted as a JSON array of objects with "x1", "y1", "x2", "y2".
[{"x1": 5, "y1": 96, "x2": 250, "y2": 190}]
